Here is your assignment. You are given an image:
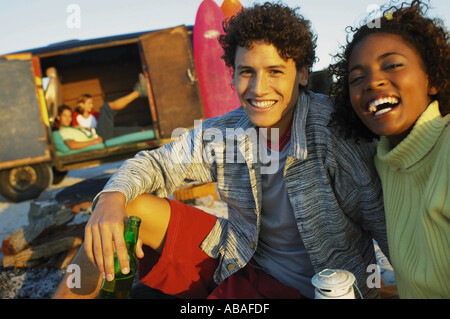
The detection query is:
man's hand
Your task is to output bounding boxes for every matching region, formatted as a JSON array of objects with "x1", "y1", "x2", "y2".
[
  {"x1": 84, "y1": 192, "x2": 168, "y2": 282},
  {"x1": 94, "y1": 136, "x2": 103, "y2": 143},
  {"x1": 84, "y1": 192, "x2": 138, "y2": 281},
  {"x1": 65, "y1": 136, "x2": 103, "y2": 150}
]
